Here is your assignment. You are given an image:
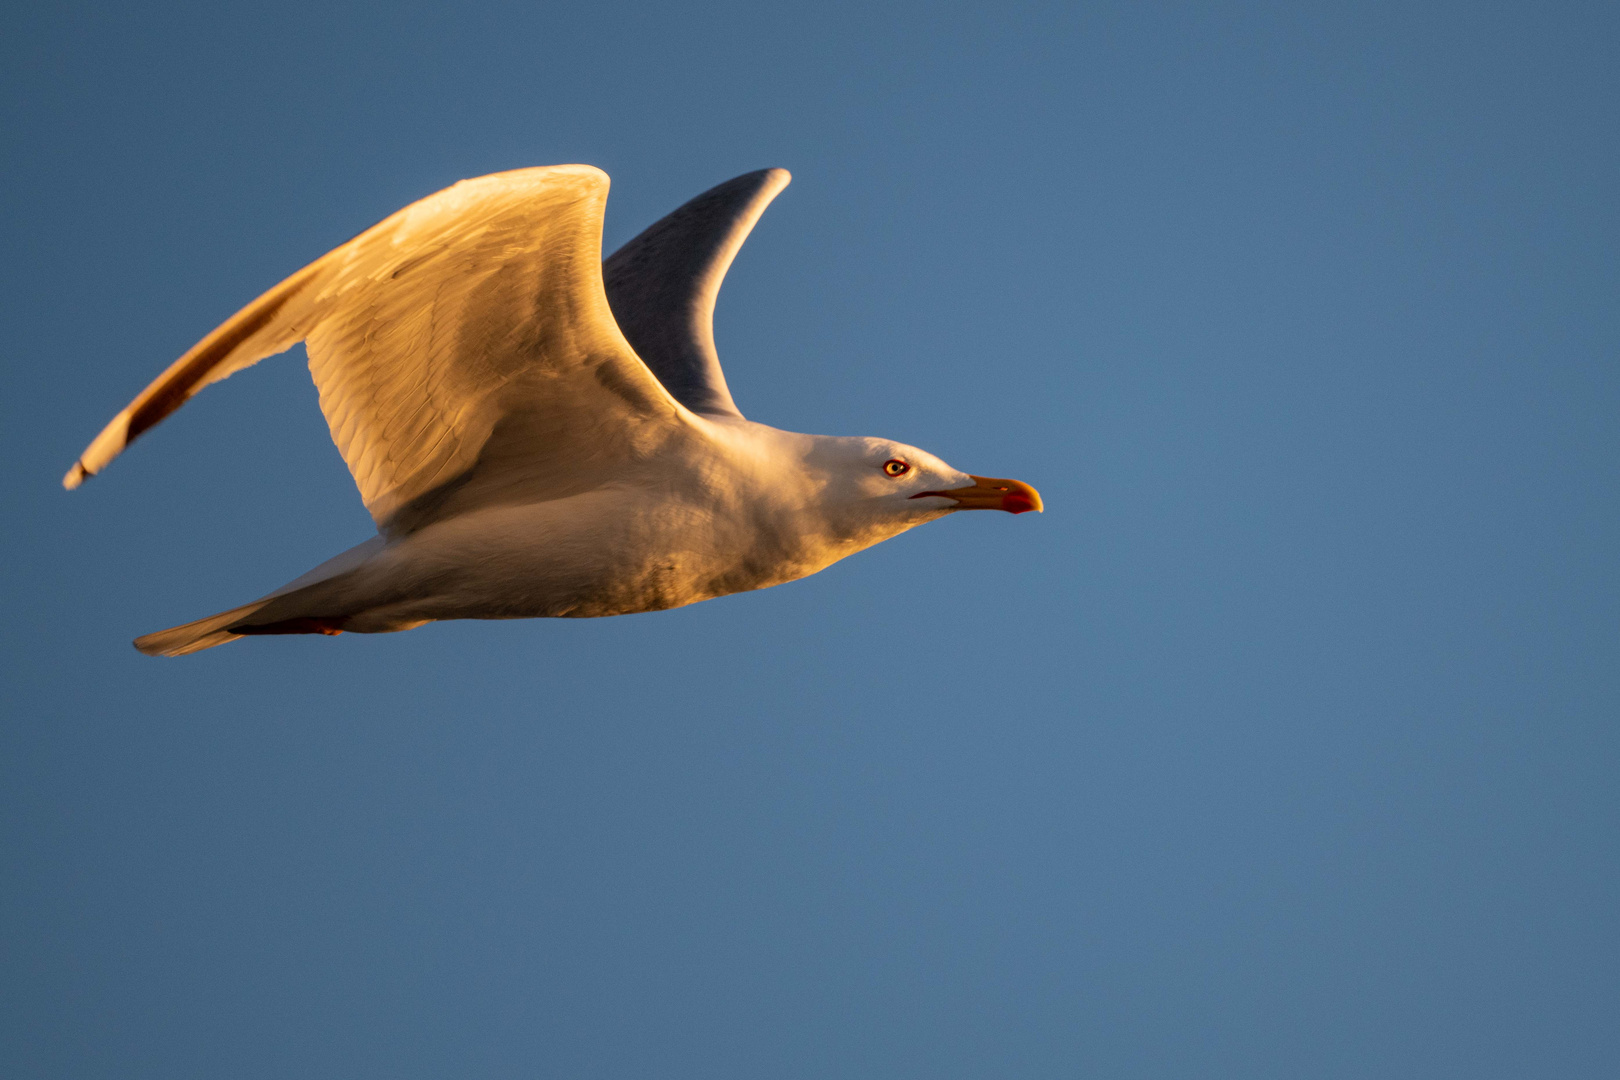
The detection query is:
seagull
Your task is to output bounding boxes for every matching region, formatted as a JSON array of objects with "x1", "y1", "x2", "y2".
[{"x1": 64, "y1": 166, "x2": 1042, "y2": 656}]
